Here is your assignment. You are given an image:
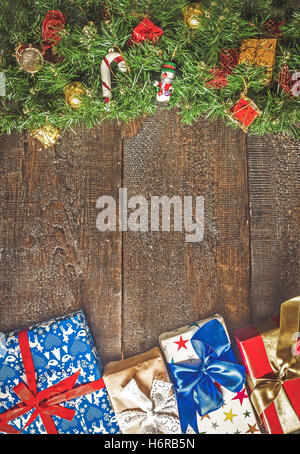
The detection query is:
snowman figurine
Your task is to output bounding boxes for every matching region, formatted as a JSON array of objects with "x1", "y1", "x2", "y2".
[{"x1": 153, "y1": 61, "x2": 176, "y2": 104}]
